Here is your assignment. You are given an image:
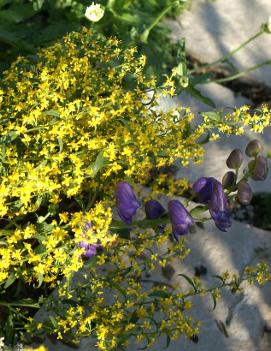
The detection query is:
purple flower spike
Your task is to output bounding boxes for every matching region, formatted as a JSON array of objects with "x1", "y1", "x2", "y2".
[
  {"x1": 79, "y1": 241, "x2": 100, "y2": 258},
  {"x1": 168, "y1": 200, "x2": 193, "y2": 239},
  {"x1": 115, "y1": 182, "x2": 140, "y2": 224},
  {"x1": 209, "y1": 180, "x2": 231, "y2": 232},
  {"x1": 145, "y1": 200, "x2": 165, "y2": 219},
  {"x1": 192, "y1": 177, "x2": 216, "y2": 203}
]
